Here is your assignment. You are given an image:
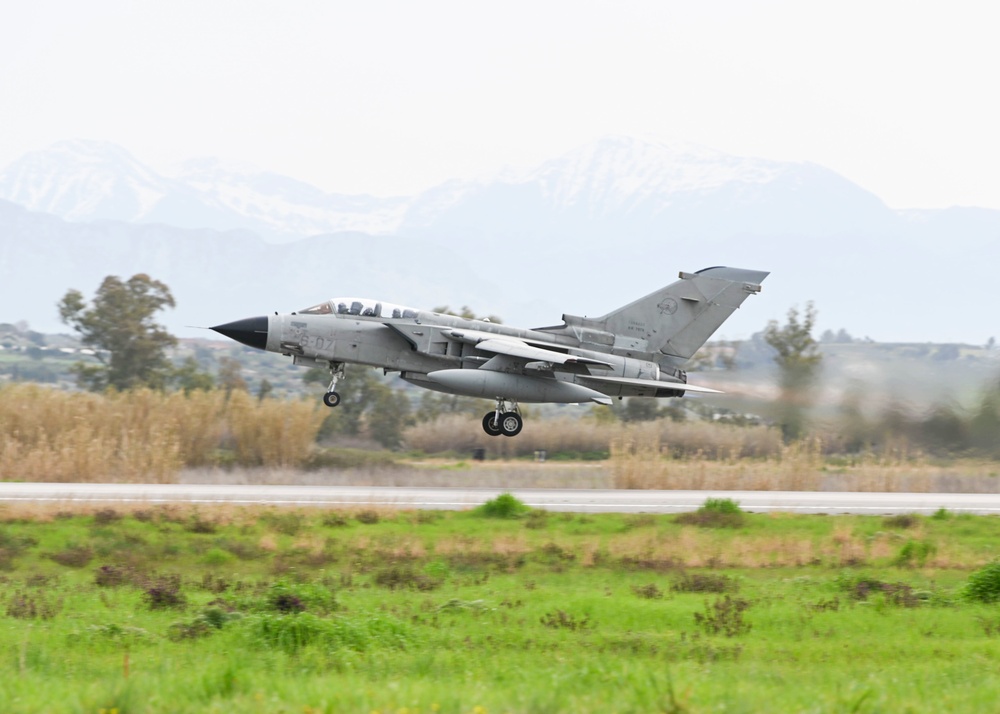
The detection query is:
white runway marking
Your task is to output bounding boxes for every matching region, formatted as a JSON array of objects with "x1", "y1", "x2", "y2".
[{"x1": 2, "y1": 484, "x2": 999, "y2": 514}]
